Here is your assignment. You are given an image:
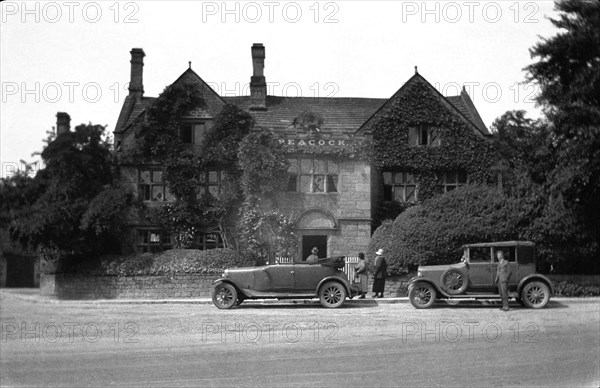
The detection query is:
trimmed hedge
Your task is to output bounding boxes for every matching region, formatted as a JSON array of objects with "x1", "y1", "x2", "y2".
[
  {"x1": 368, "y1": 185, "x2": 524, "y2": 276},
  {"x1": 44, "y1": 248, "x2": 251, "y2": 276}
]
